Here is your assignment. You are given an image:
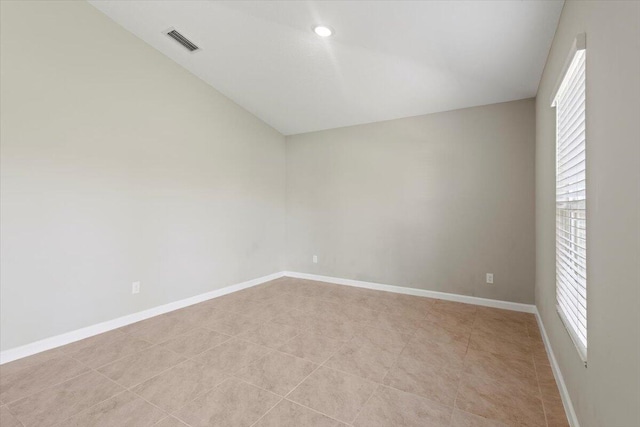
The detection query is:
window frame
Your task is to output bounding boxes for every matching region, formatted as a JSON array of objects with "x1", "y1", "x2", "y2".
[{"x1": 551, "y1": 33, "x2": 588, "y2": 366}]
